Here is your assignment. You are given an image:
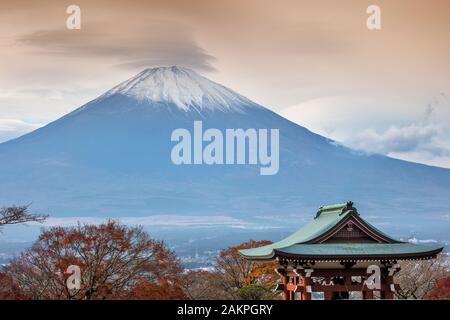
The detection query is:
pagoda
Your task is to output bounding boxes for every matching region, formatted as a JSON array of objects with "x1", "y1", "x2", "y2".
[{"x1": 239, "y1": 201, "x2": 443, "y2": 300}]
